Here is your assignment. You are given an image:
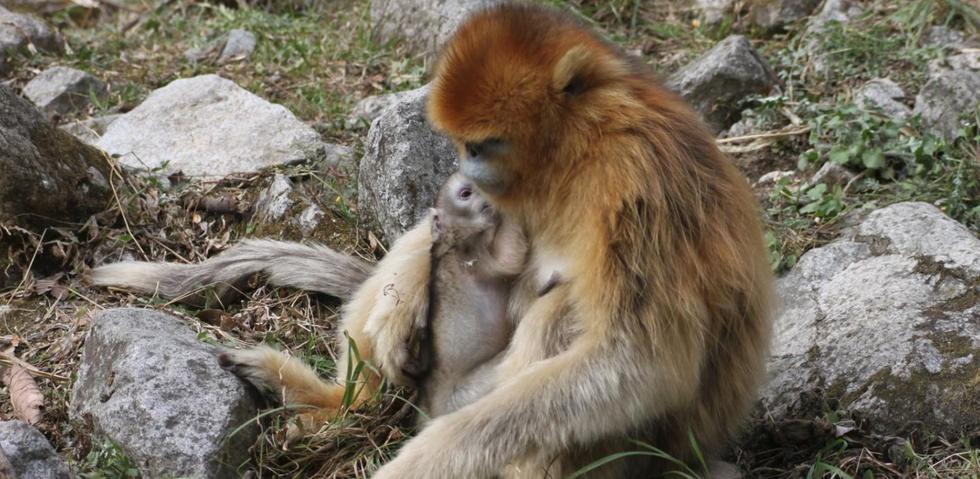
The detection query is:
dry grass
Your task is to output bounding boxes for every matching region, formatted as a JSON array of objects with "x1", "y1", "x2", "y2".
[{"x1": 1, "y1": 0, "x2": 978, "y2": 478}]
